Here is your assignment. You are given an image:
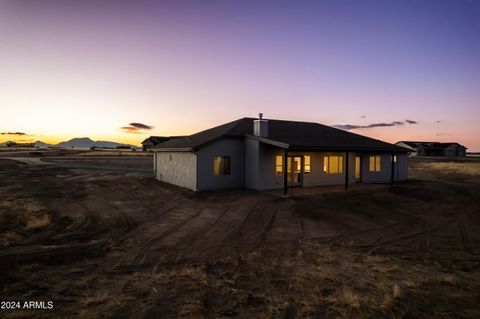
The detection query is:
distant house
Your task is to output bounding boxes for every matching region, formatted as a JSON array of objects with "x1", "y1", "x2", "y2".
[
  {"x1": 6, "y1": 142, "x2": 38, "y2": 148},
  {"x1": 151, "y1": 115, "x2": 409, "y2": 192},
  {"x1": 395, "y1": 141, "x2": 467, "y2": 157},
  {"x1": 141, "y1": 136, "x2": 185, "y2": 151}
]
